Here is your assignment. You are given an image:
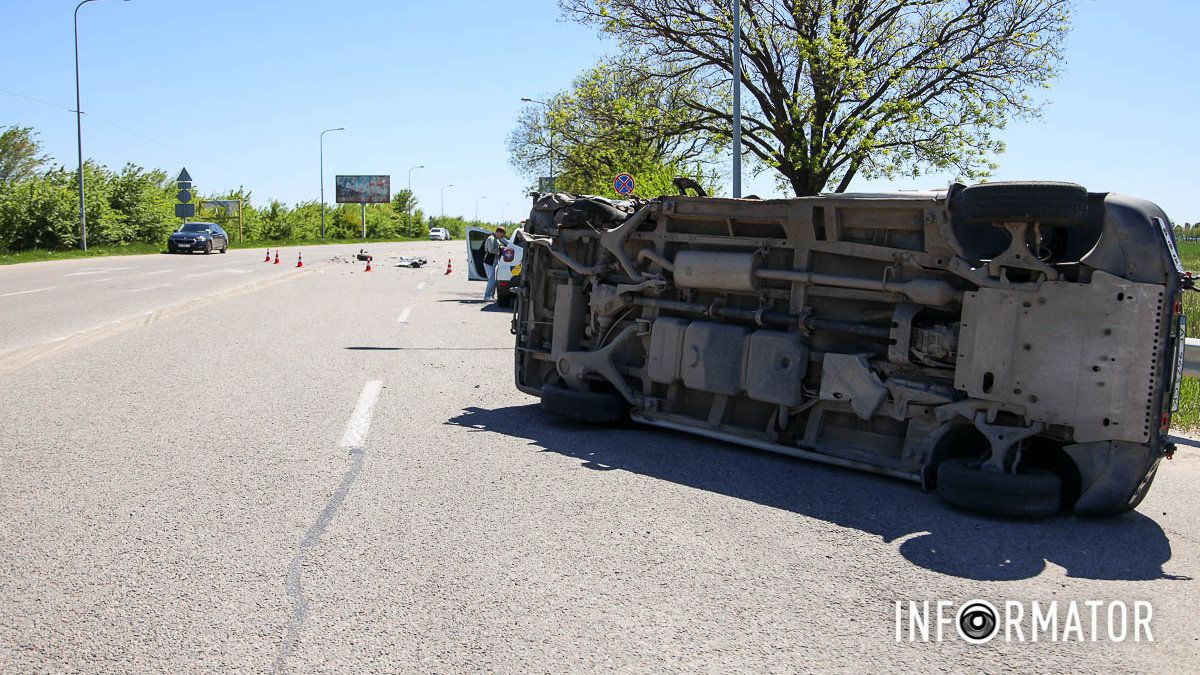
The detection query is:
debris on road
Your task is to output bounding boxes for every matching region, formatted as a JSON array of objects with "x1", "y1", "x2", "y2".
[{"x1": 396, "y1": 256, "x2": 427, "y2": 268}]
